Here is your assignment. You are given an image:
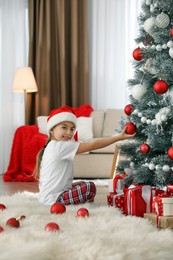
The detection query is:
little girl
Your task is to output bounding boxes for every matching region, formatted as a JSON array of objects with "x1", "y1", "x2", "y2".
[{"x1": 34, "y1": 106, "x2": 135, "y2": 206}]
